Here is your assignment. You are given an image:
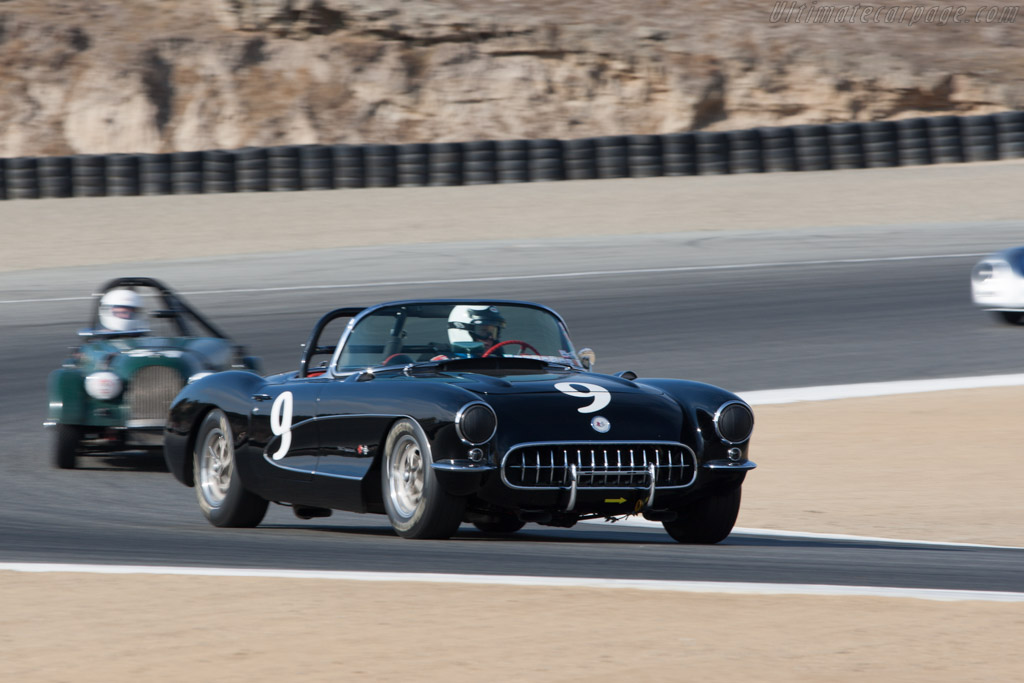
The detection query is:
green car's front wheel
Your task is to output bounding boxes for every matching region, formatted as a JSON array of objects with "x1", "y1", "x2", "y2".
[{"x1": 52, "y1": 424, "x2": 82, "y2": 470}]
